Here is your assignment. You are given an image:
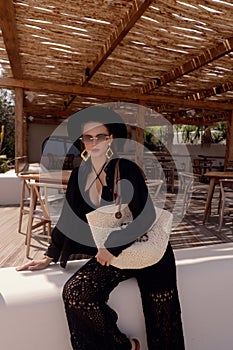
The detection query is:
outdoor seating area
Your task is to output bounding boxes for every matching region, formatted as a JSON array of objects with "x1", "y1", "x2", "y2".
[
  {"x1": 1, "y1": 167, "x2": 233, "y2": 350},
  {"x1": 1, "y1": 1, "x2": 233, "y2": 349},
  {"x1": 1, "y1": 174, "x2": 233, "y2": 268}
]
